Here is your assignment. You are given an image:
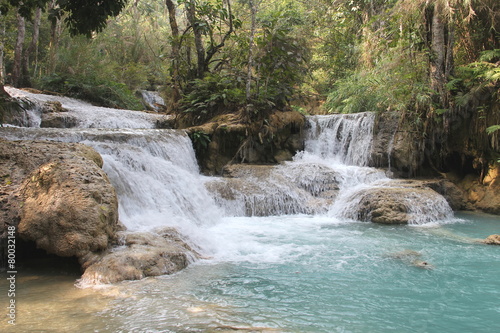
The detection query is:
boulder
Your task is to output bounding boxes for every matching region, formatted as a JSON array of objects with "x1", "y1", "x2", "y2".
[
  {"x1": 41, "y1": 112, "x2": 79, "y2": 128},
  {"x1": 420, "y1": 179, "x2": 467, "y2": 210},
  {"x1": 0, "y1": 139, "x2": 118, "y2": 260},
  {"x1": 343, "y1": 182, "x2": 453, "y2": 224},
  {"x1": 482, "y1": 234, "x2": 500, "y2": 245},
  {"x1": 78, "y1": 228, "x2": 200, "y2": 285}
]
